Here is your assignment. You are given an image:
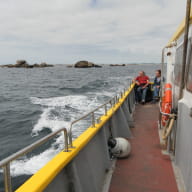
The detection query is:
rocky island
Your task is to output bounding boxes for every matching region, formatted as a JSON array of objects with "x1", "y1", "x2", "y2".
[
  {"x1": 109, "y1": 64, "x2": 126, "y2": 66},
  {"x1": 74, "y1": 61, "x2": 102, "y2": 68},
  {"x1": 1, "y1": 60, "x2": 54, "y2": 68}
]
